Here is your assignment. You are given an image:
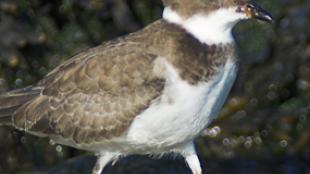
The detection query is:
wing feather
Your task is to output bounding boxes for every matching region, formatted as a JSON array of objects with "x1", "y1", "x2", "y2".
[{"x1": 13, "y1": 43, "x2": 165, "y2": 144}]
